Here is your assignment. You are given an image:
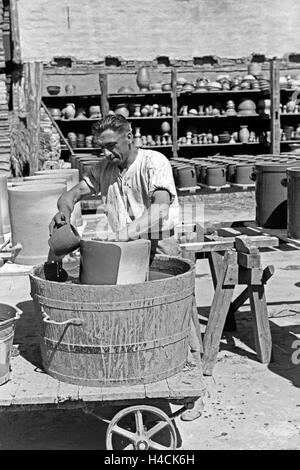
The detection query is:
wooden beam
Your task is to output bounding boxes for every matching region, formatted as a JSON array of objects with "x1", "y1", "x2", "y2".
[
  {"x1": 10, "y1": 0, "x2": 22, "y2": 64},
  {"x1": 270, "y1": 58, "x2": 281, "y2": 155},
  {"x1": 24, "y1": 62, "x2": 43, "y2": 174},
  {"x1": 99, "y1": 74, "x2": 109, "y2": 117},
  {"x1": 171, "y1": 67, "x2": 177, "y2": 158},
  {"x1": 248, "y1": 285, "x2": 272, "y2": 363}
]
